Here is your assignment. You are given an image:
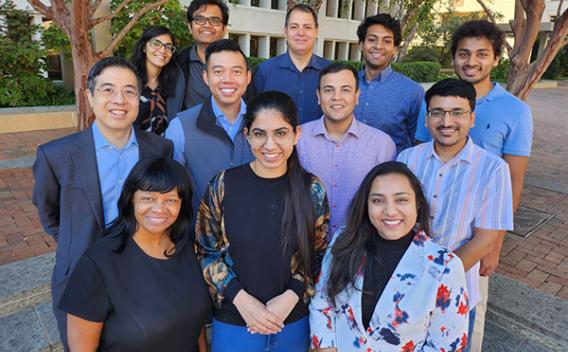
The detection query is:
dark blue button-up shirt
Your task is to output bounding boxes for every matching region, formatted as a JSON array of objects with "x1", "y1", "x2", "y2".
[
  {"x1": 354, "y1": 65, "x2": 424, "y2": 153},
  {"x1": 253, "y1": 52, "x2": 330, "y2": 124}
]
